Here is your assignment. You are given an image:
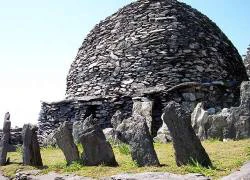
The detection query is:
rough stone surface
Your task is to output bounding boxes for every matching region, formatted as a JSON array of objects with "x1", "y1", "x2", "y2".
[
  {"x1": 38, "y1": 96, "x2": 132, "y2": 143},
  {"x1": 163, "y1": 101, "x2": 212, "y2": 167},
  {"x1": 66, "y1": 0, "x2": 247, "y2": 98},
  {"x1": 73, "y1": 115, "x2": 118, "y2": 166},
  {"x1": 110, "y1": 110, "x2": 123, "y2": 130},
  {"x1": 221, "y1": 161, "x2": 250, "y2": 180},
  {"x1": 41, "y1": 132, "x2": 56, "y2": 147},
  {"x1": 153, "y1": 122, "x2": 172, "y2": 143},
  {"x1": 191, "y1": 81, "x2": 250, "y2": 140},
  {"x1": 0, "y1": 127, "x2": 22, "y2": 146},
  {"x1": 132, "y1": 97, "x2": 153, "y2": 134},
  {"x1": 38, "y1": 0, "x2": 249, "y2": 143},
  {"x1": 206, "y1": 109, "x2": 231, "y2": 140},
  {"x1": 116, "y1": 114, "x2": 160, "y2": 167},
  {"x1": 54, "y1": 122, "x2": 80, "y2": 165},
  {"x1": 0, "y1": 112, "x2": 11, "y2": 165},
  {"x1": 22, "y1": 124, "x2": 43, "y2": 166},
  {"x1": 191, "y1": 103, "x2": 210, "y2": 140},
  {"x1": 103, "y1": 128, "x2": 120, "y2": 144},
  {"x1": 15, "y1": 171, "x2": 93, "y2": 180},
  {"x1": 13, "y1": 171, "x2": 211, "y2": 180},
  {"x1": 243, "y1": 45, "x2": 250, "y2": 78},
  {"x1": 105, "y1": 172, "x2": 210, "y2": 180}
]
